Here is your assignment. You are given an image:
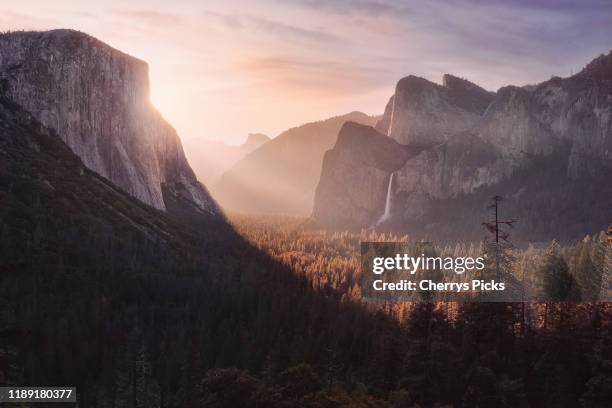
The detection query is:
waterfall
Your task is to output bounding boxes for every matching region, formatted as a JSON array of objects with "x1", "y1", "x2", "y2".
[
  {"x1": 387, "y1": 96, "x2": 395, "y2": 137},
  {"x1": 377, "y1": 172, "x2": 396, "y2": 225}
]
